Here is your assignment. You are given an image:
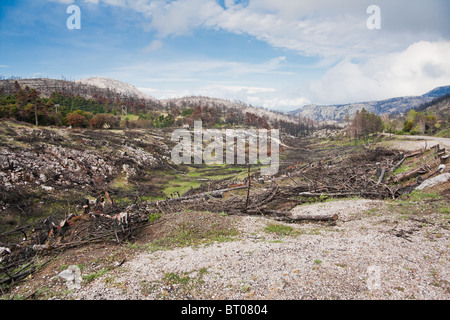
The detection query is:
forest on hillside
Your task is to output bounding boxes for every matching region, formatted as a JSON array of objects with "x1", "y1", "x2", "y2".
[{"x1": 0, "y1": 80, "x2": 317, "y2": 136}]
